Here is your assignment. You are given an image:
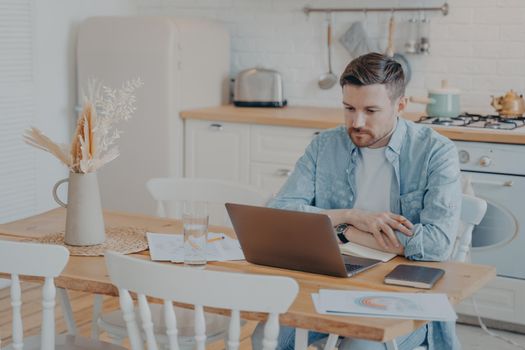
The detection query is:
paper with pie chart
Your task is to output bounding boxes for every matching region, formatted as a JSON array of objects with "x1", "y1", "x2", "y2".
[{"x1": 312, "y1": 289, "x2": 457, "y2": 321}]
